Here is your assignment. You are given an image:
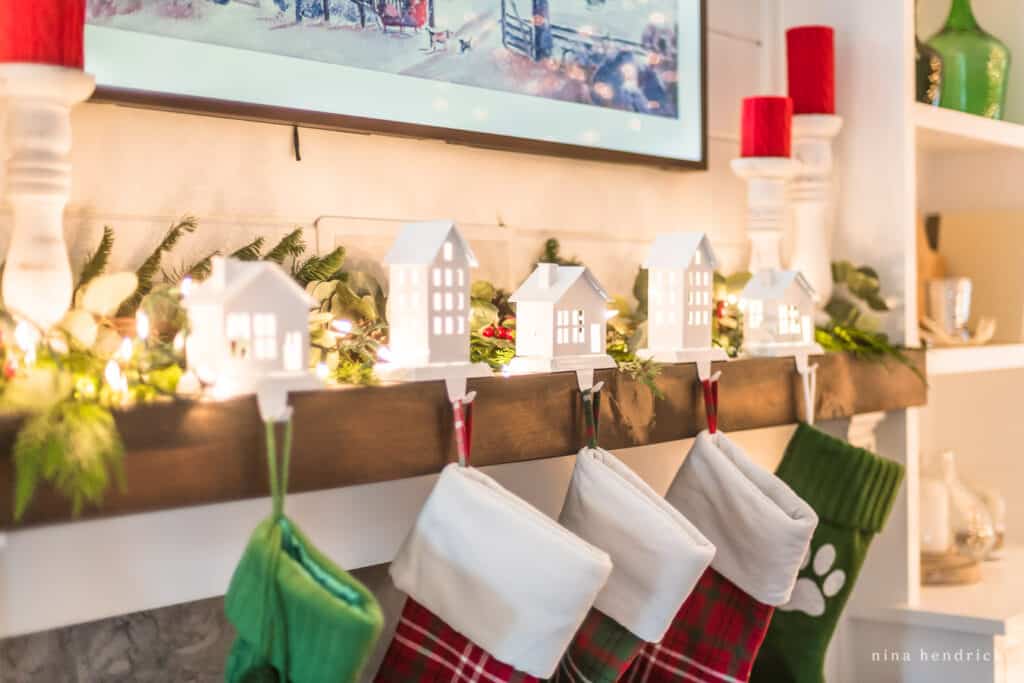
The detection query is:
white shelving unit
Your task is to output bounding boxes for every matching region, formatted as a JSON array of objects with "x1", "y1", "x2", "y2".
[
  {"x1": 916, "y1": 102, "x2": 1024, "y2": 153},
  {"x1": 927, "y1": 344, "x2": 1024, "y2": 377}
]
